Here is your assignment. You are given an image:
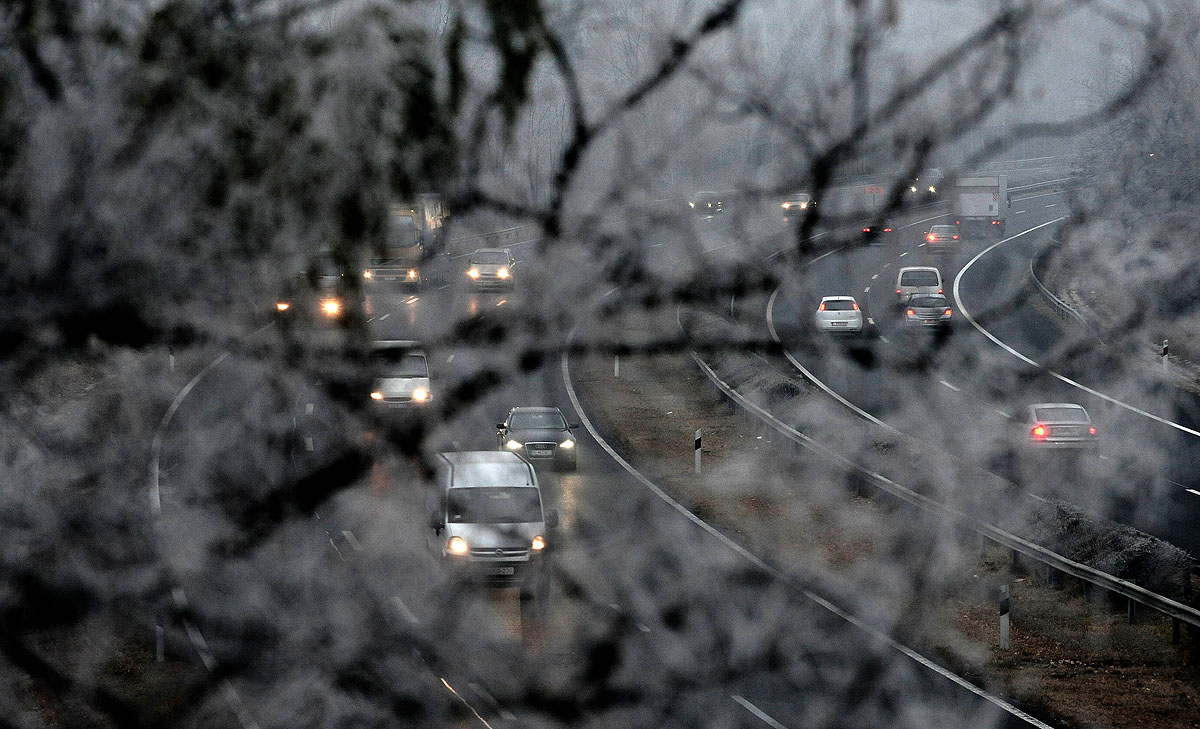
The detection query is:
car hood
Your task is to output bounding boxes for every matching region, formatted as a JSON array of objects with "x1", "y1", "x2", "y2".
[
  {"x1": 508, "y1": 427, "x2": 570, "y2": 443},
  {"x1": 375, "y1": 375, "x2": 430, "y2": 397},
  {"x1": 444, "y1": 522, "x2": 543, "y2": 548},
  {"x1": 473, "y1": 263, "x2": 508, "y2": 273}
]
